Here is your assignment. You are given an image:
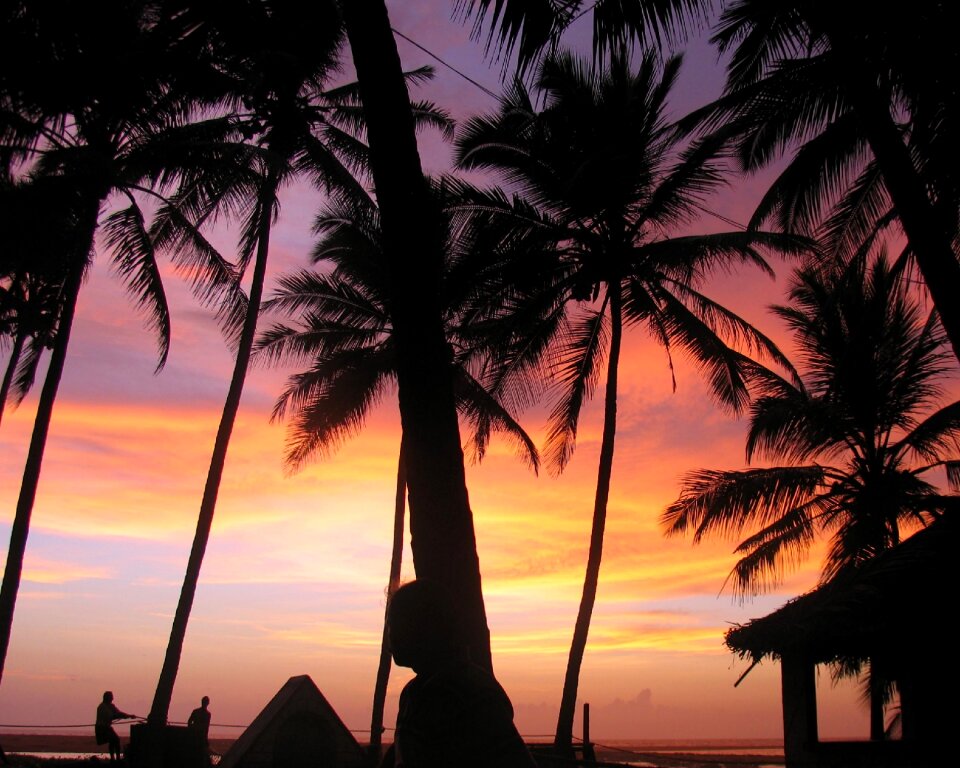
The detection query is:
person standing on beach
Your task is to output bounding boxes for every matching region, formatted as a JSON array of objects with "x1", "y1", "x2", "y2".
[
  {"x1": 383, "y1": 579, "x2": 535, "y2": 768},
  {"x1": 188, "y1": 695, "x2": 212, "y2": 760},
  {"x1": 95, "y1": 691, "x2": 135, "y2": 761}
]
